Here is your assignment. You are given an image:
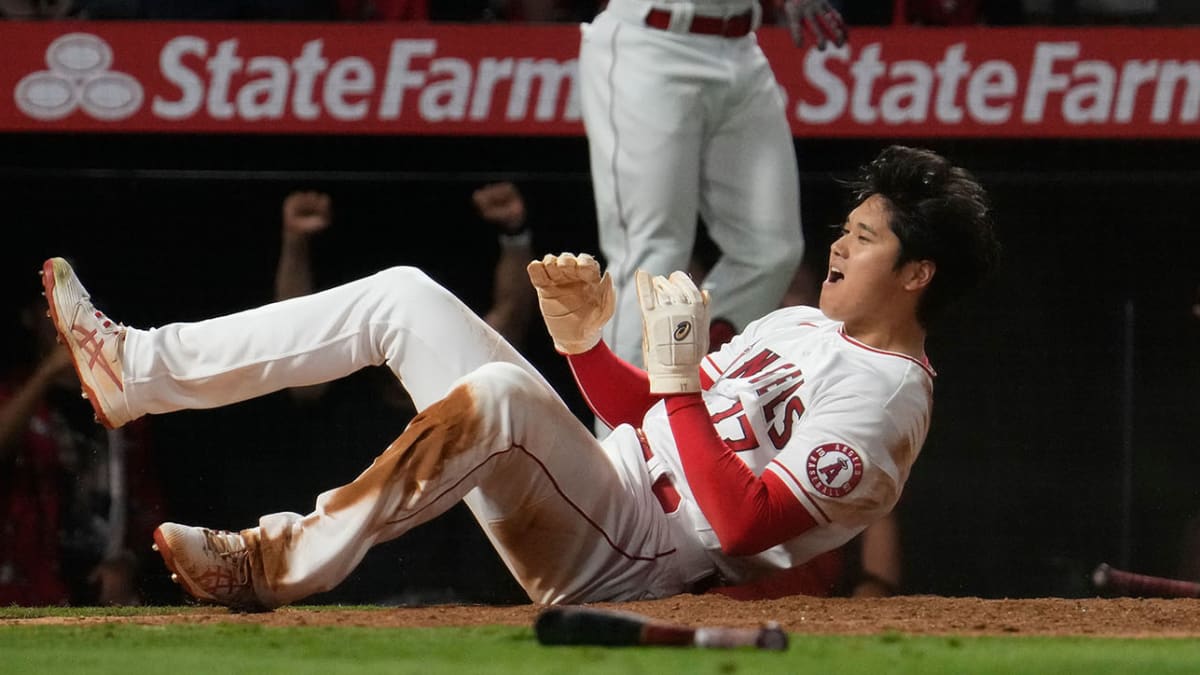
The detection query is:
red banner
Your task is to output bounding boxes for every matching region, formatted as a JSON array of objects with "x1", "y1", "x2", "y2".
[{"x1": 3, "y1": 21, "x2": 1199, "y2": 137}]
